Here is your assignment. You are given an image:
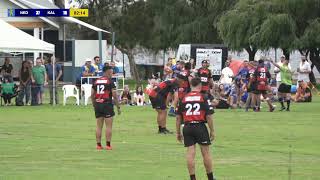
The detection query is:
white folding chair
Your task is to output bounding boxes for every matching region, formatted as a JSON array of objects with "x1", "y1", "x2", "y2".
[
  {"x1": 62, "y1": 85, "x2": 80, "y2": 106},
  {"x1": 81, "y1": 84, "x2": 92, "y2": 106}
]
